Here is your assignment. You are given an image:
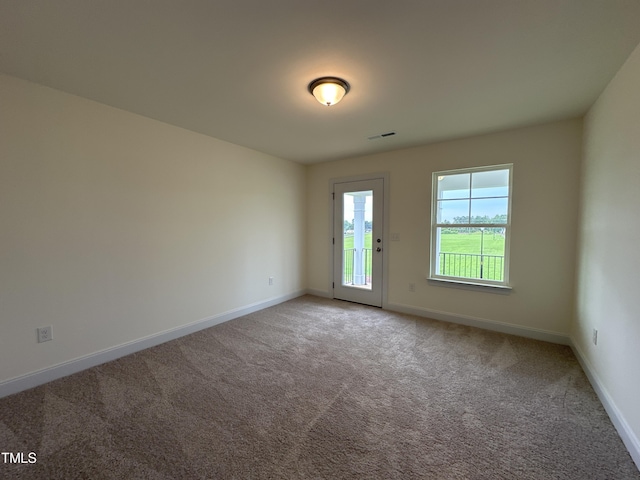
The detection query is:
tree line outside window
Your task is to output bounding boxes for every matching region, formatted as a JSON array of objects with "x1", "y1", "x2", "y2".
[{"x1": 440, "y1": 214, "x2": 507, "y2": 234}]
